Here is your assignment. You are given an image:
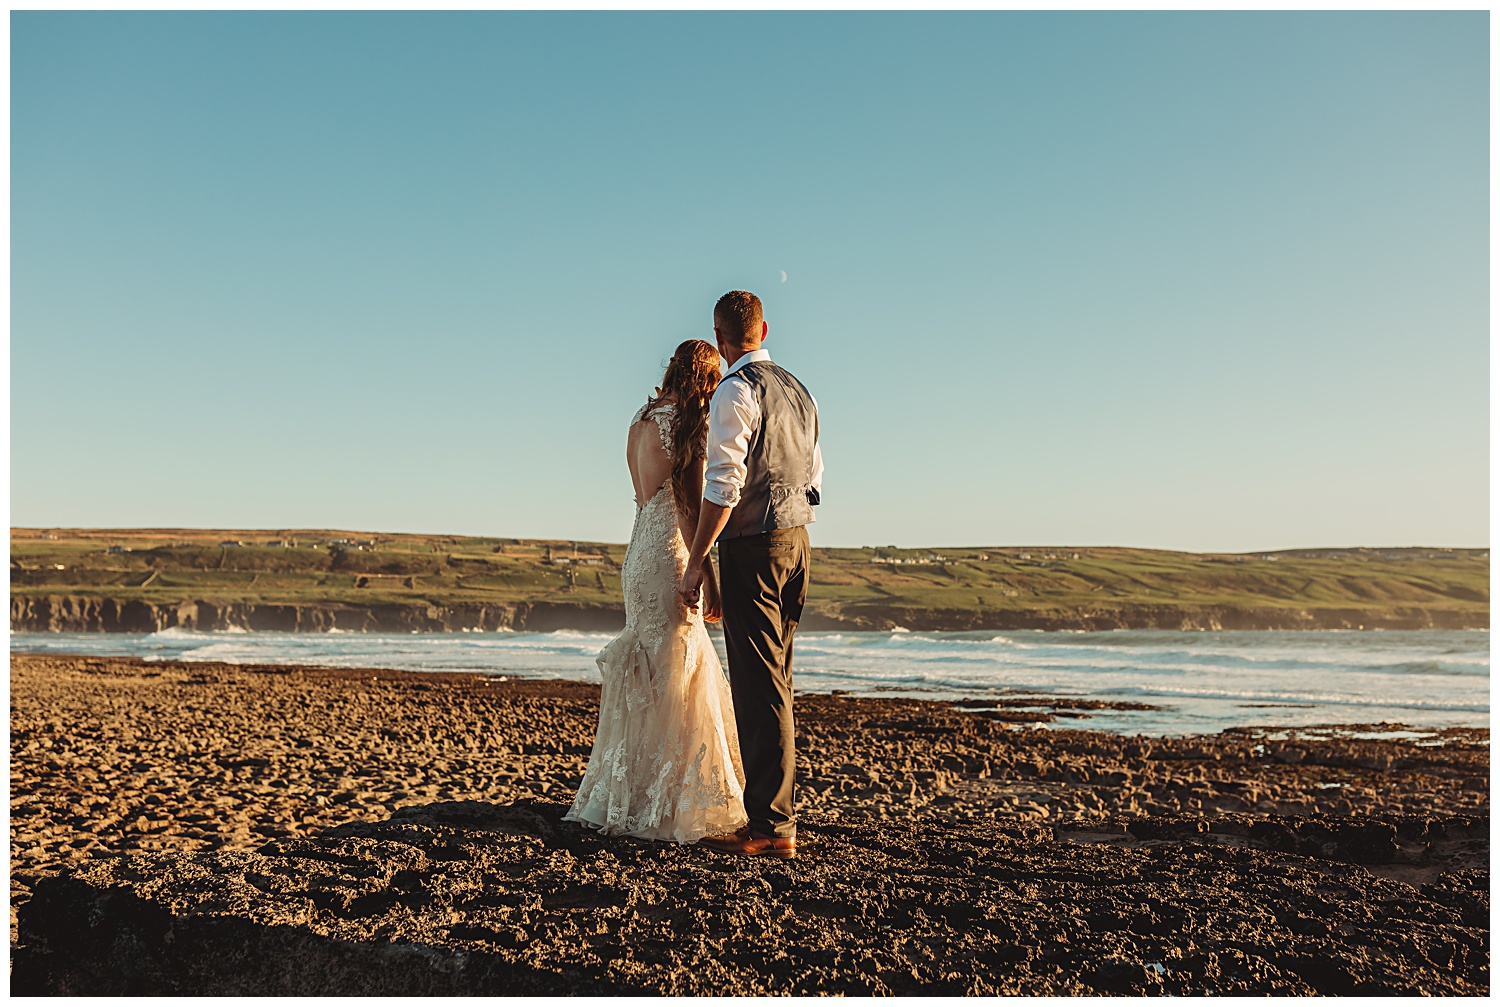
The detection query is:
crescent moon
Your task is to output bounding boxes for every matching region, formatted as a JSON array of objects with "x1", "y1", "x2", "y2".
[{"x1": 780, "y1": 270, "x2": 788, "y2": 283}]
